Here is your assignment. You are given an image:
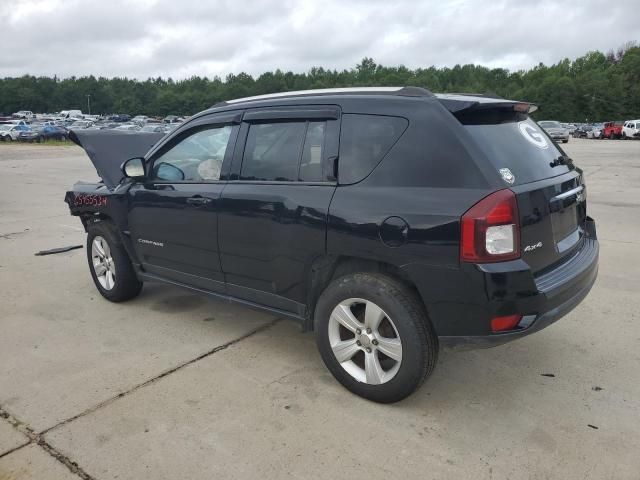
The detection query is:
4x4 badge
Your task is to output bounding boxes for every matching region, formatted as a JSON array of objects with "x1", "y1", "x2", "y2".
[{"x1": 499, "y1": 168, "x2": 515, "y2": 185}]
